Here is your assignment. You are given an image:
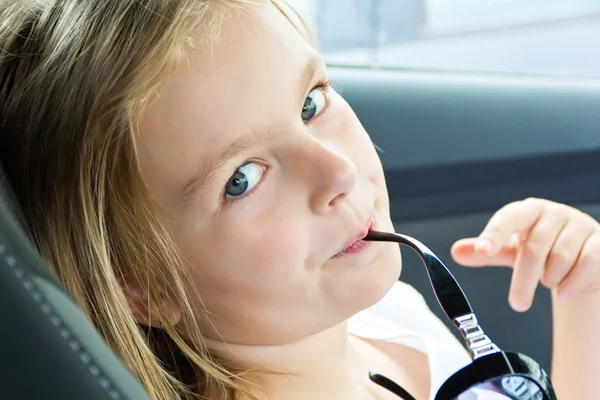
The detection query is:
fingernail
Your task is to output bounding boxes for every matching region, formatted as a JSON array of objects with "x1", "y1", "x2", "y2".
[
  {"x1": 558, "y1": 290, "x2": 571, "y2": 300},
  {"x1": 475, "y1": 238, "x2": 494, "y2": 254},
  {"x1": 509, "y1": 233, "x2": 520, "y2": 248},
  {"x1": 510, "y1": 297, "x2": 528, "y2": 312}
]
